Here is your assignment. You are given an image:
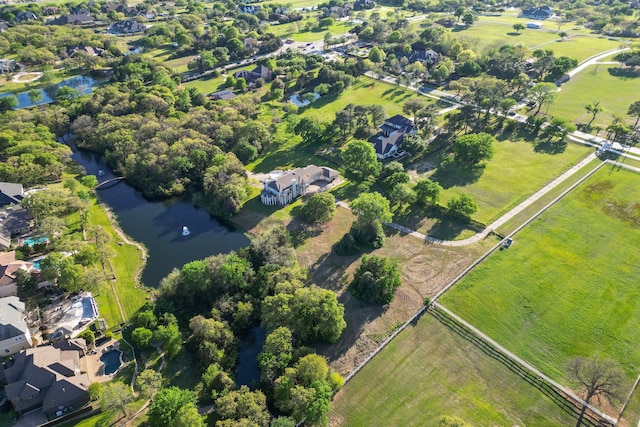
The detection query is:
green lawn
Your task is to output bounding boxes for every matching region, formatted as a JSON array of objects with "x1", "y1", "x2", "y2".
[
  {"x1": 440, "y1": 166, "x2": 640, "y2": 401},
  {"x1": 268, "y1": 19, "x2": 355, "y2": 42},
  {"x1": 549, "y1": 64, "x2": 640, "y2": 128},
  {"x1": 330, "y1": 313, "x2": 576, "y2": 427},
  {"x1": 419, "y1": 136, "x2": 592, "y2": 225},
  {"x1": 249, "y1": 0, "x2": 321, "y2": 7},
  {"x1": 454, "y1": 21, "x2": 560, "y2": 53}
]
